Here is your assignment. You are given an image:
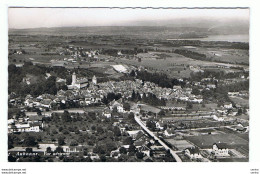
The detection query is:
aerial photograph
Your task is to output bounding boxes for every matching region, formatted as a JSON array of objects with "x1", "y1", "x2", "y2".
[{"x1": 7, "y1": 8, "x2": 249, "y2": 162}]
